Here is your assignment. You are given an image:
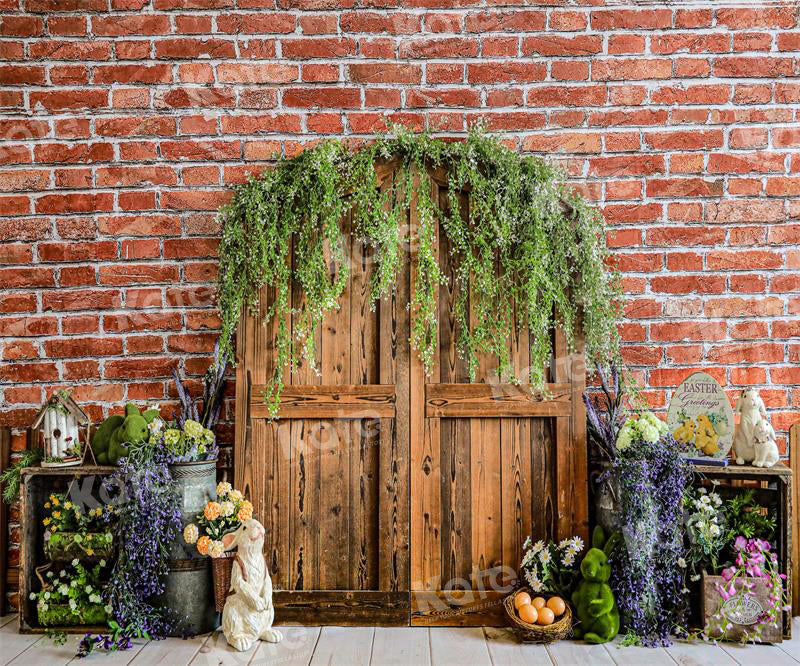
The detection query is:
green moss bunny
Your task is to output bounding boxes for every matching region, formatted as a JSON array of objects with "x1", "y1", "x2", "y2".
[{"x1": 571, "y1": 526, "x2": 620, "y2": 644}]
